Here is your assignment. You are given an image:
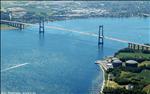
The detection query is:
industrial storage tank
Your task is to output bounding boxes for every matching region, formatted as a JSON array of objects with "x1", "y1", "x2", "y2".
[
  {"x1": 125, "y1": 60, "x2": 138, "y2": 67},
  {"x1": 112, "y1": 57, "x2": 119, "y2": 61},
  {"x1": 112, "y1": 59, "x2": 123, "y2": 67}
]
